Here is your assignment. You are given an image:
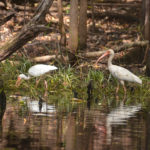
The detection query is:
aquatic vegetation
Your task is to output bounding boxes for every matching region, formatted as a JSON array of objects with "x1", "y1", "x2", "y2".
[
  {"x1": 86, "y1": 69, "x2": 104, "y2": 85},
  {"x1": 0, "y1": 59, "x2": 150, "y2": 107}
]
